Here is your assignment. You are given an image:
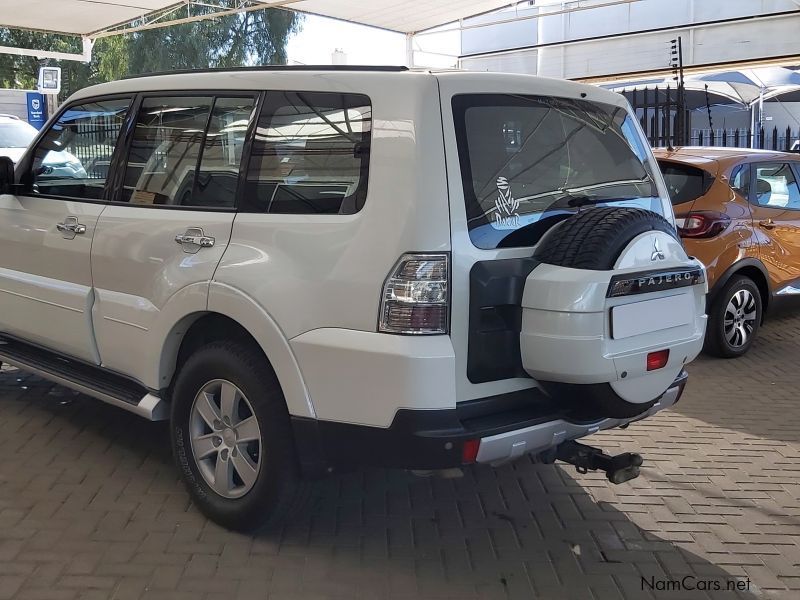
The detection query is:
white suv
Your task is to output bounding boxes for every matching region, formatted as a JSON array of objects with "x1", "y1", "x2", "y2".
[{"x1": 0, "y1": 67, "x2": 707, "y2": 530}]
